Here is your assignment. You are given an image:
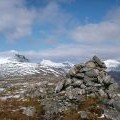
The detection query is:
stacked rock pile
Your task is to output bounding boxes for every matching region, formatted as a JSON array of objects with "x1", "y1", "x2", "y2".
[{"x1": 55, "y1": 56, "x2": 119, "y2": 100}]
